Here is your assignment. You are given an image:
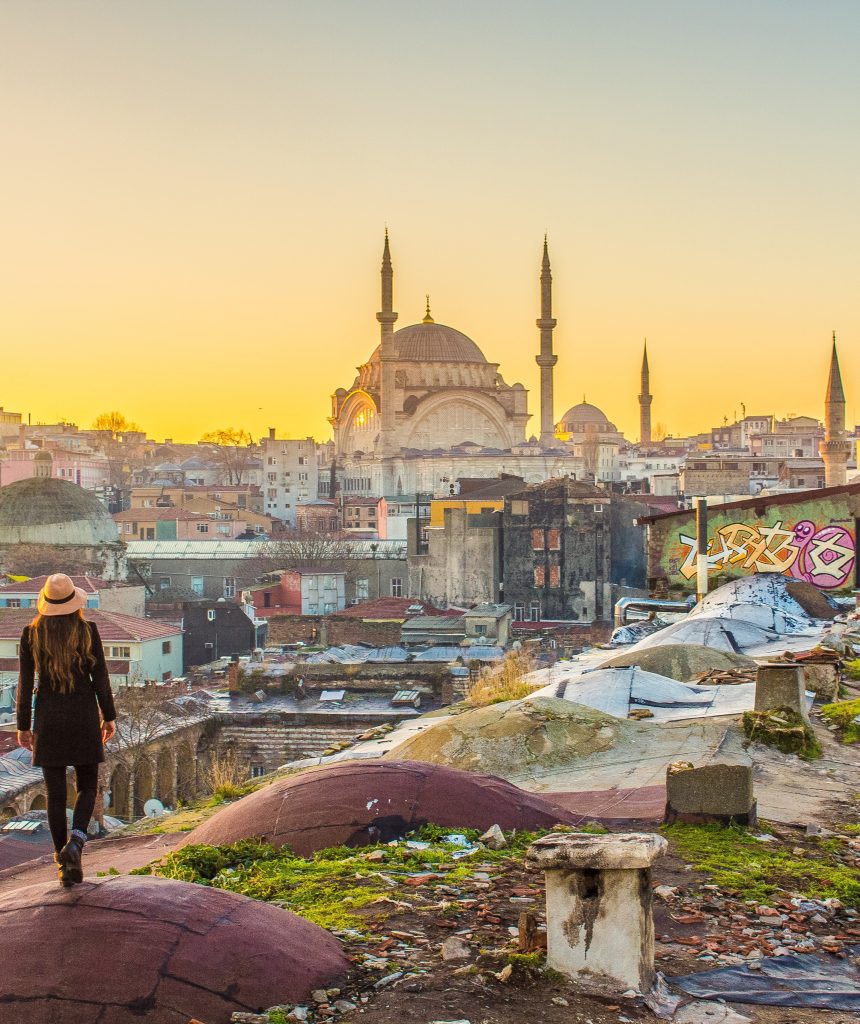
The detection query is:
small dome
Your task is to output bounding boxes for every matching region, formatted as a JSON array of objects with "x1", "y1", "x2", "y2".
[
  {"x1": 33, "y1": 450, "x2": 53, "y2": 462},
  {"x1": 370, "y1": 322, "x2": 488, "y2": 364},
  {"x1": 559, "y1": 402, "x2": 617, "y2": 432},
  {"x1": 0, "y1": 478, "x2": 119, "y2": 547}
]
